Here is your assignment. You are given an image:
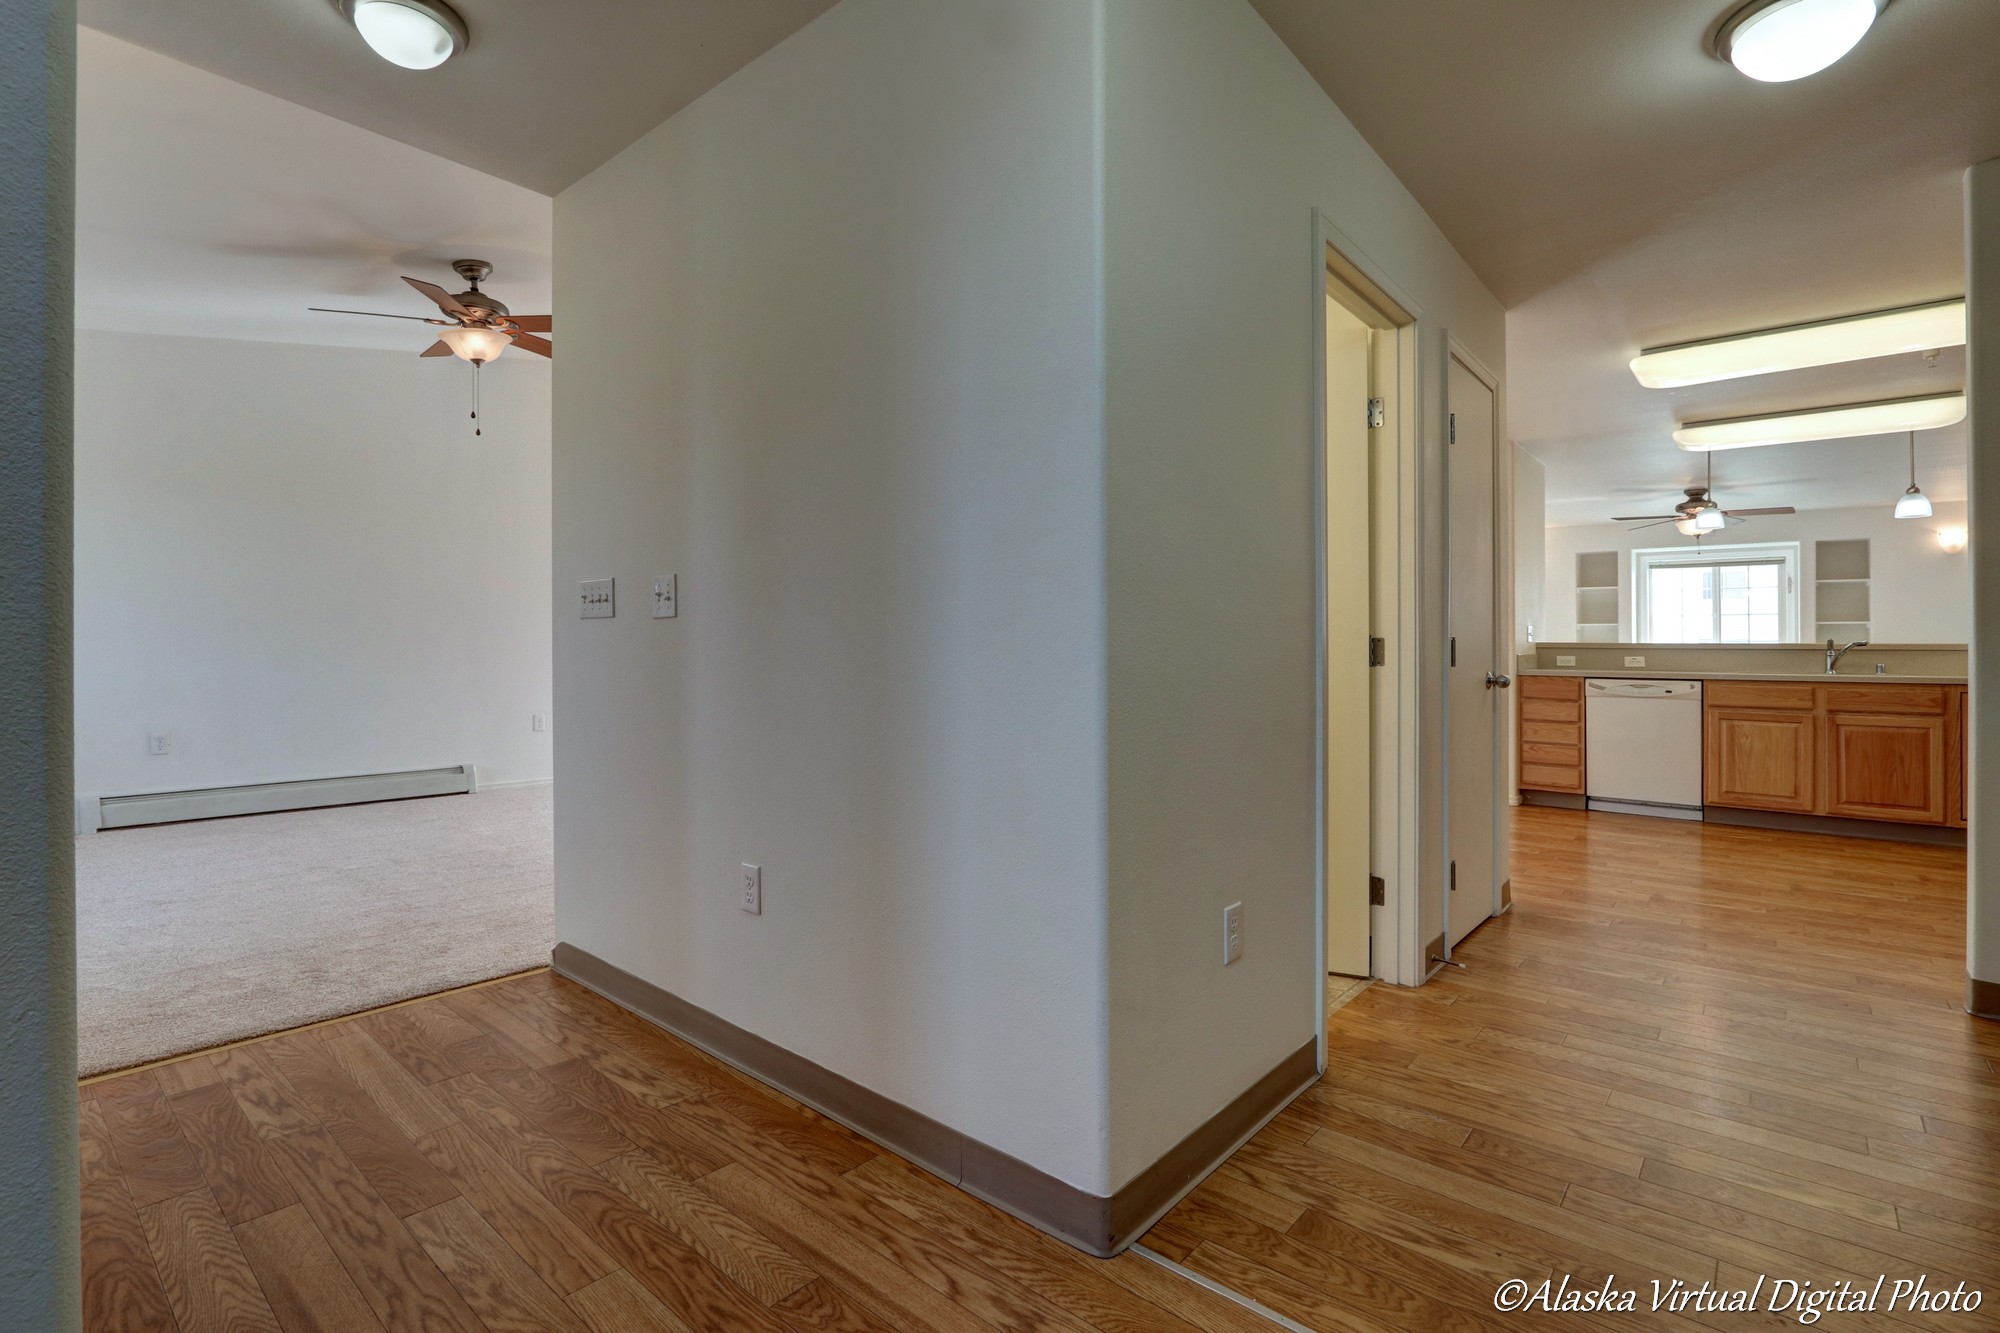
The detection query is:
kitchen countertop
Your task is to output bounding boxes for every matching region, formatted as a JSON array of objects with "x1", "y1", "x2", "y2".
[{"x1": 1518, "y1": 669, "x2": 1968, "y2": 685}]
